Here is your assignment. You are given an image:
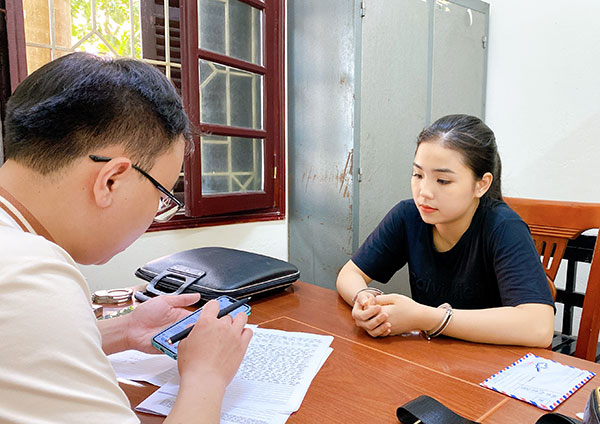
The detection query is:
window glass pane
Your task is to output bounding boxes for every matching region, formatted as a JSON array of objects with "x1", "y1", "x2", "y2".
[
  {"x1": 23, "y1": 0, "x2": 52, "y2": 46},
  {"x1": 22, "y1": 1, "x2": 179, "y2": 84},
  {"x1": 71, "y1": 0, "x2": 141, "y2": 57},
  {"x1": 198, "y1": 0, "x2": 263, "y2": 66},
  {"x1": 201, "y1": 136, "x2": 264, "y2": 194},
  {"x1": 22, "y1": 0, "x2": 185, "y2": 203},
  {"x1": 199, "y1": 59, "x2": 263, "y2": 129}
]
